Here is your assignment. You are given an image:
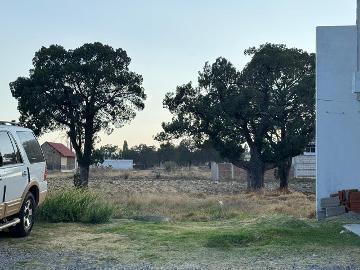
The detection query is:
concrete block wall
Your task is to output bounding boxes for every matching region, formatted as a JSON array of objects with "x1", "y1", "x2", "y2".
[
  {"x1": 293, "y1": 154, "x2": 316, "y2": 178},
  {"x1": 211, "y1": 162, "x2": 278, "y2": 182}
]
